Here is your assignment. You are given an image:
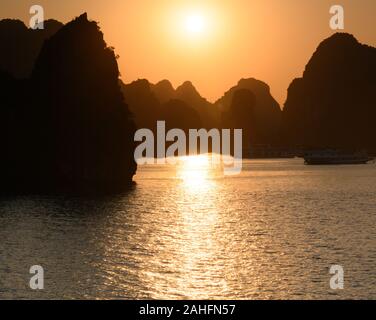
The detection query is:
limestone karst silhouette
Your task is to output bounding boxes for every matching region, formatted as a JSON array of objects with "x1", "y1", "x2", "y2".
[
  {"x1": 283, "y1": 33, "x2": 376, "y2": 152},
  {"x1": 221, "y1": 89, "x2": 257, "y2": 150},
  {"x1": 122, "y1": 79, "x2": 204, "y2": 132},
  {"x1": 1, "y1": 12, "x2": 376, "y2": 183},
  {"x1": 121, "y1": 79, "x2": 161, "y2": 132},
  {"x1": 175, "y1": 81, "x2": 219, "y2": 129},
  {"x1": 0, "y1": 19, "x2": 63, "y2": 78},
  {"x1": 161, "y1": 98, "x2": 202, "y2": 132},
  {"x1": 0, "y1": 13, "x2": 136, "y2": 194},
  {"x1": 151, "y1": 79, "x2": 219, "y2": 129},
  {"x1": 121, "y1": 79, "x2": 204, "y2": 156},
  {"x1": 216, "y1": 78, "x2": 282, "y2": 147},
  {"x1": 152, "y1": 80, "x2": 176, "y2": 104}
]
